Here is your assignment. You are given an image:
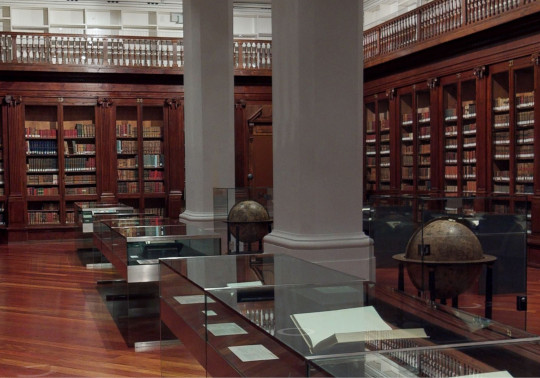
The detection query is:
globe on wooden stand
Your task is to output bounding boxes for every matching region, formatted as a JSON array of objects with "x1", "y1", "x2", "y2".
[
  {"x1": 226, "y1": 200, "x2": 272, "y2": 254},
  {"x1": 393, "y1": 217, "x2": 497, "y2": 317}
]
